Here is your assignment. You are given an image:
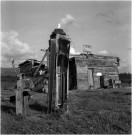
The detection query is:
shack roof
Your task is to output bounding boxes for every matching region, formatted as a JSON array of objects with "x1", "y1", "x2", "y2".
[
  {"x1": 69, "y1": 53, "x2": 119, "y2": 59},
  {"x1": 18, "y1": 59, "x2": 43, "y2": 67},
  {"x1": 69, "y1": 53, "x2": 120, "y2": 67}
]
